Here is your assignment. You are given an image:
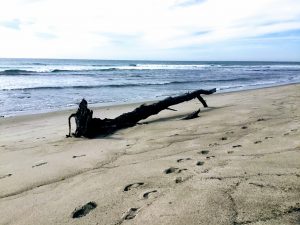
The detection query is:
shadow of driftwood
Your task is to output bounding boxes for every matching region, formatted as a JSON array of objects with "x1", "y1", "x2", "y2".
[{"x1": 91, "y1": 106, "x2": 224, "y2": 139}]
